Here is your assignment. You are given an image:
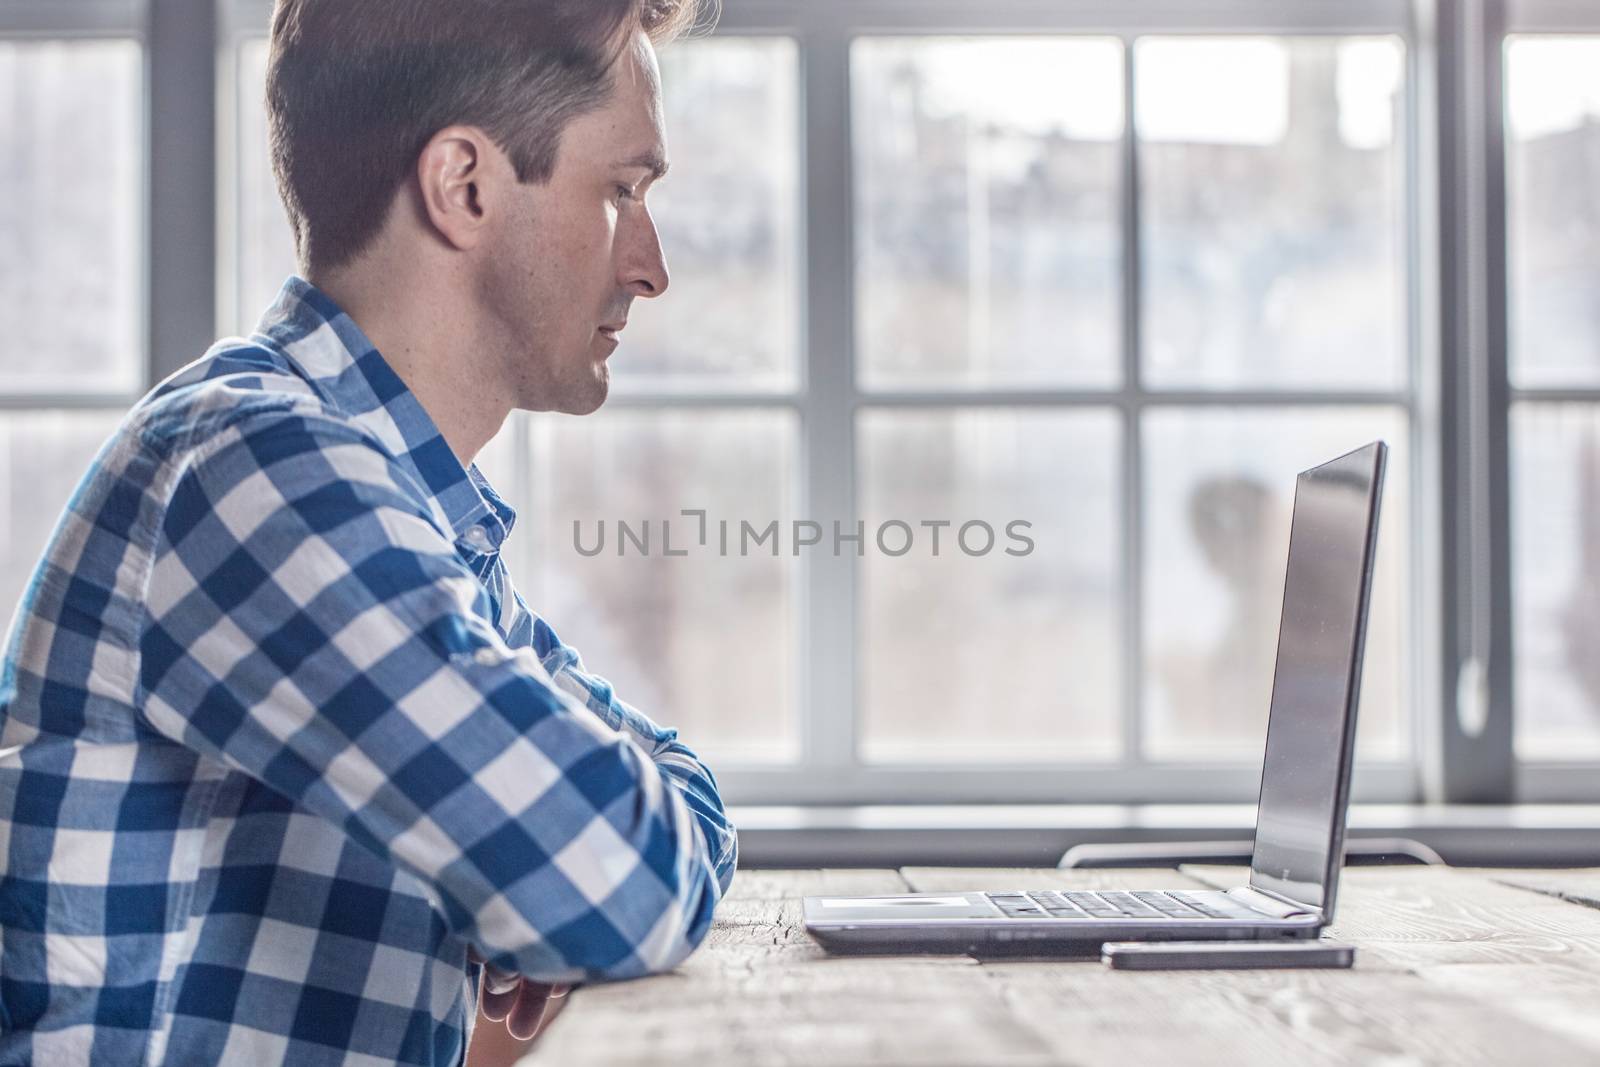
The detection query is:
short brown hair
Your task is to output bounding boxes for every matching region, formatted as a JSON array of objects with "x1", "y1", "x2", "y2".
[{"x1": 266, "y1": 0, "x2": 707, "y2": 274}]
